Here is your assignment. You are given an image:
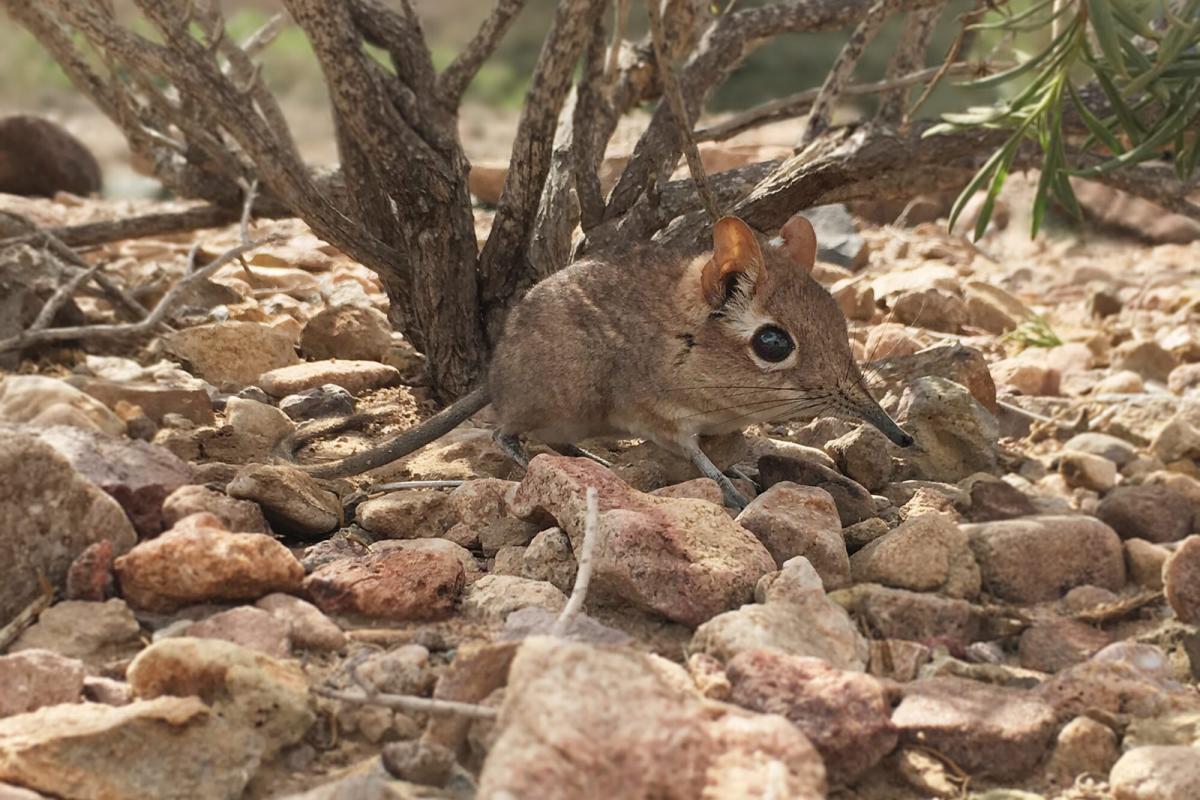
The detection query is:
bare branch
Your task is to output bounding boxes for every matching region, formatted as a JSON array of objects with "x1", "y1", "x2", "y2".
[
  {"x1": 346, "y1": 0, "x2": 437, "y2": 100},
  {"x1": 437, "y1": 0, "x2": 529, "y2": 107},
  {"x1": 875, "y1": 6, "x2": 941, "y2": 124},
  {"x1": 312, "y1": 686, "x2": 498, "y2": 720},
  {"x1": 551, "y1": 487, "x2": 600, "y2": 637},
  {"x1": 29, "y1": 261, "x2": 103, "y2": 333}
]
